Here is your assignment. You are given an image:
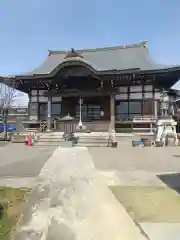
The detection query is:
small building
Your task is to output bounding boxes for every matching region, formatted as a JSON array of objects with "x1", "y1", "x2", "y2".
[{"x1": 1, "y1": 41, "x2": 180, "y2": 132}]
